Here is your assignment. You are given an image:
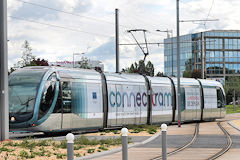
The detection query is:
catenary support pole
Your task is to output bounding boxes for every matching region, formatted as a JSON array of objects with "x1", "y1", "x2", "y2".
[
  {"x1": 121, "y1": 128, "x2": 128, "y2": 160},
  {"x1": 66, "y1": 133, "x2": 74, "y2": 160},
  {"x1": 115, "y1": 8, "x2": 119, "y2": 73},
  {"x1": 201, "y1": 32, "x2": 205, "y2": 79},
  {"x1": 176, "y1": 0, "x2": 181, "y2": 127},
  {"x1": 161, "y1": 124, "x2": 167, "y2": 160},
  {"x1": 0, "y1": 0, "x2": 9, "y2": 141}
]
